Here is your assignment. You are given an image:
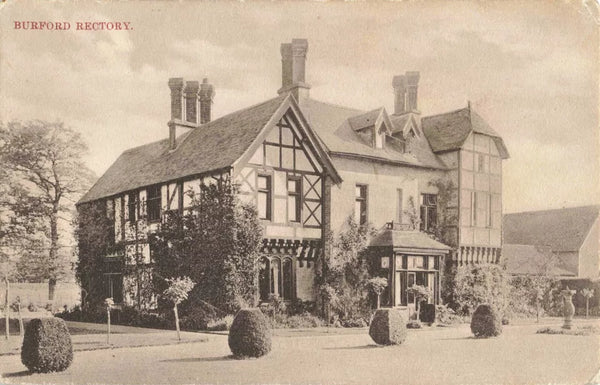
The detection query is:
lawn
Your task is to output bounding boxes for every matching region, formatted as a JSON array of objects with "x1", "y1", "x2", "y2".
[
  {"x1": 0, "y1": 319, "x2": 598, "y2": 385},
  {"x1": 0, "y1": 321, "x2": 207, "y2": 357}
]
